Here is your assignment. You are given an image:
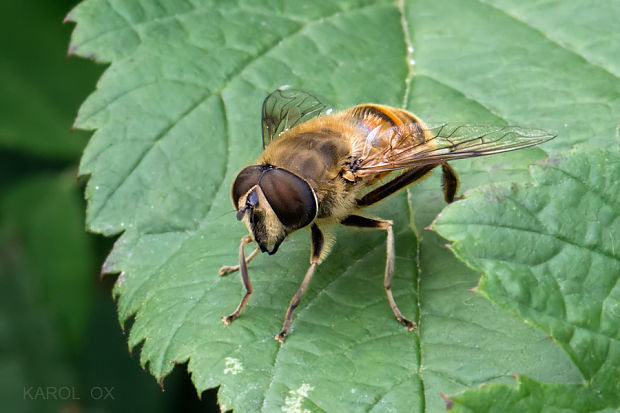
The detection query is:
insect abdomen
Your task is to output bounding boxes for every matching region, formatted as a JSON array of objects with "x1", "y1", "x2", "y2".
[{"x1": 348, "y1": 104, "x2": 427, "y2": 144}]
